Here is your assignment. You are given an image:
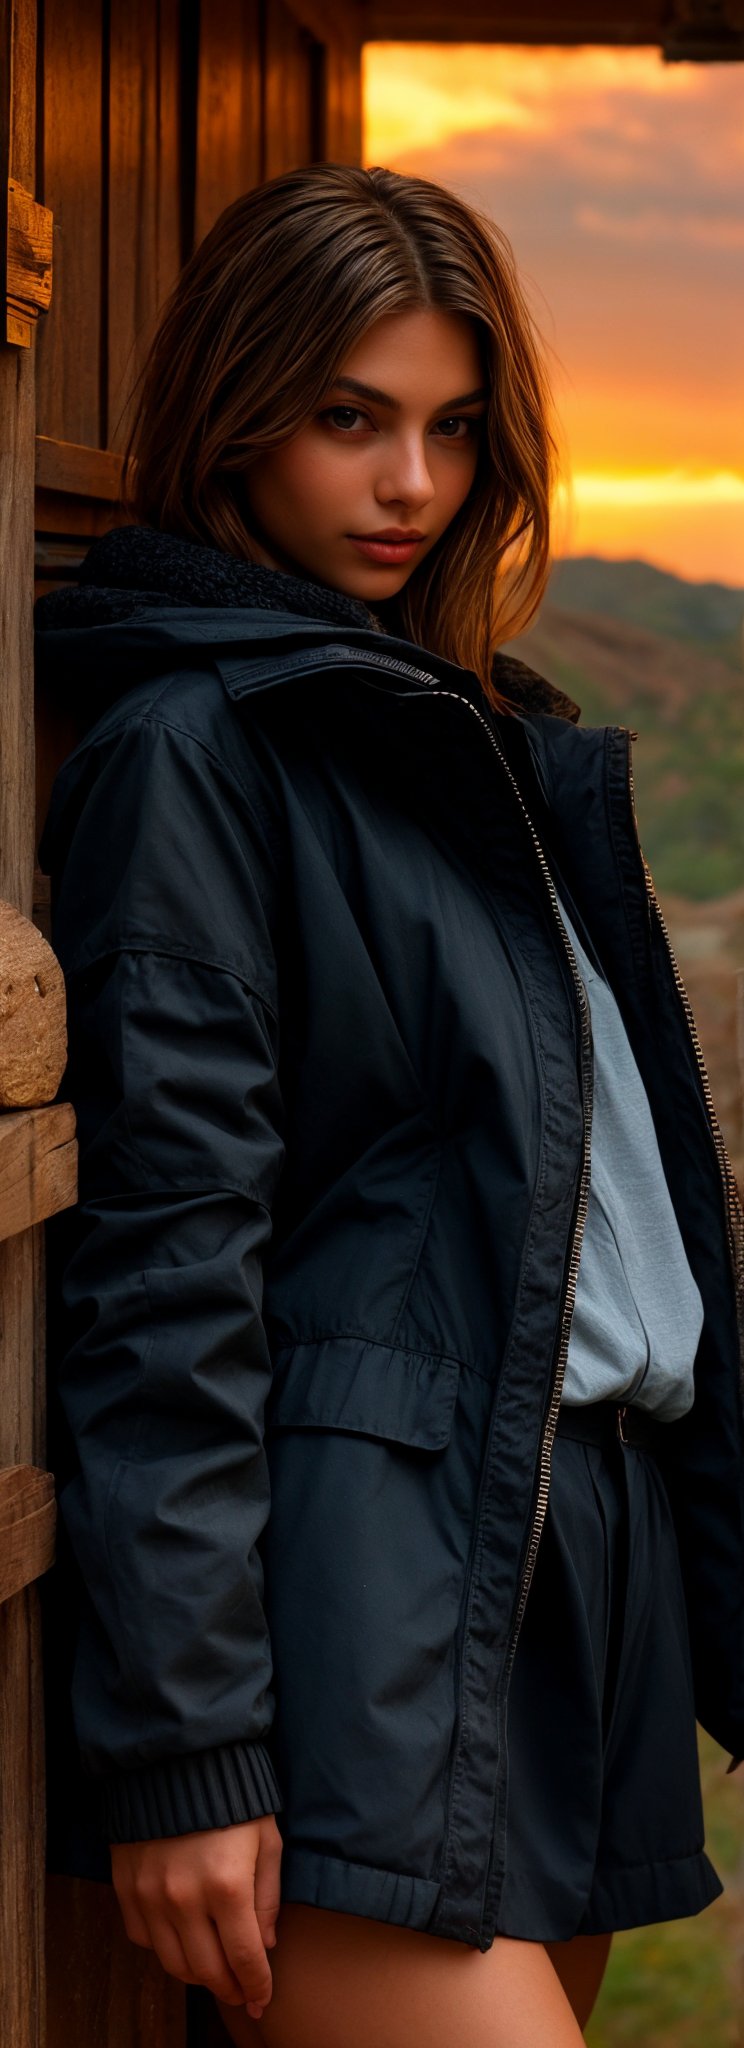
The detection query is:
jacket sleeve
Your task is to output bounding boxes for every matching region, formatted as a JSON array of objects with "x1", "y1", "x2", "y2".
[{"x1": 42, "y1": 704, "x2": 287, "y2": 1844}]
